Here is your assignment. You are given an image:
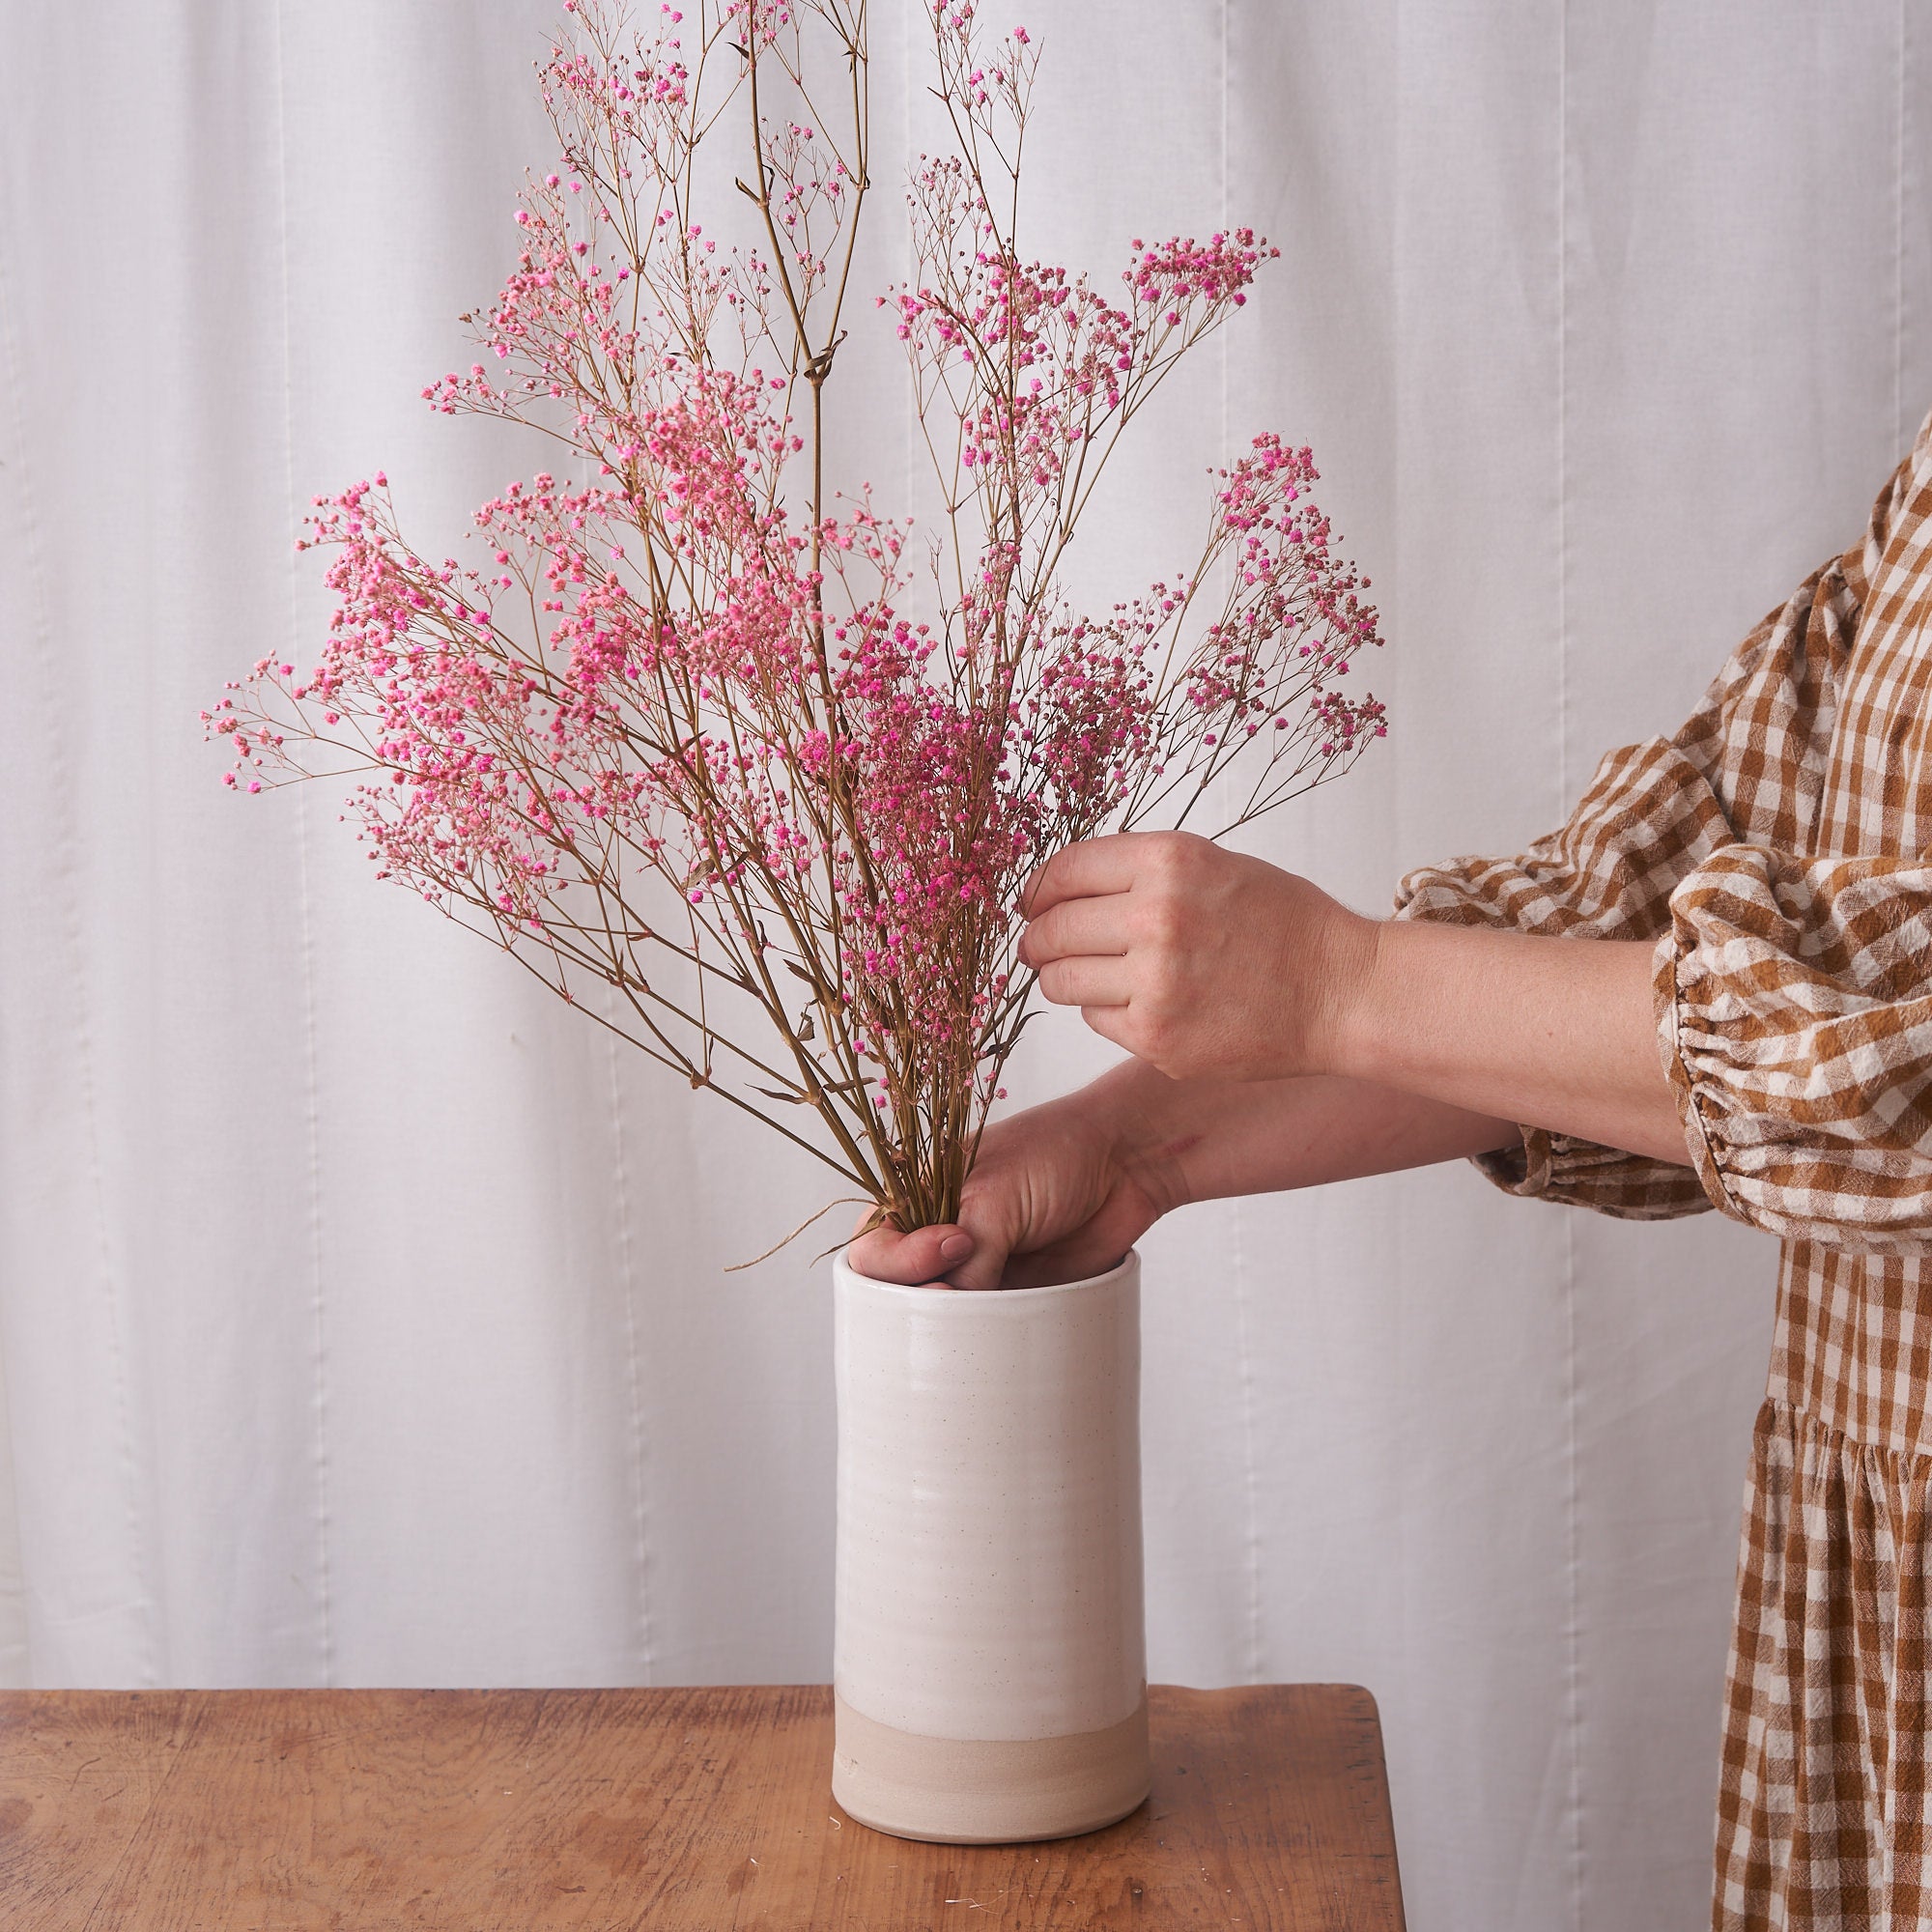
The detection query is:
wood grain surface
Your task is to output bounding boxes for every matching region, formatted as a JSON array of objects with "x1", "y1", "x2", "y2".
[{"x1": 0, "y1": 1683, "x2": 1405, "y2": 1931}]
